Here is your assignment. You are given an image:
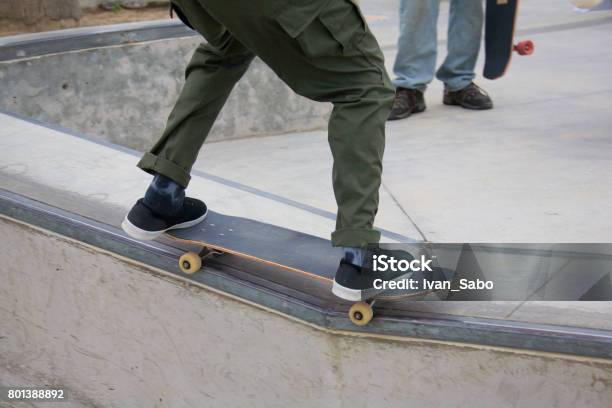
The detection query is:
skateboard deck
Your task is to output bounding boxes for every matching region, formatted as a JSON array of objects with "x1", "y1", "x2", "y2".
[
  {"x1": 484, "y1": 0, "x2": 534, "y2": 79},
  {"x1": 165, "y1": 211, "x2": 444, "y2": 326},
  {"x1": 166, "y1": 210, "x2": 342, "y2": 279}
]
